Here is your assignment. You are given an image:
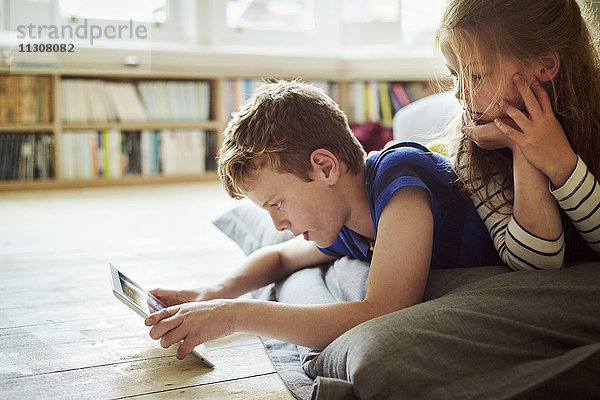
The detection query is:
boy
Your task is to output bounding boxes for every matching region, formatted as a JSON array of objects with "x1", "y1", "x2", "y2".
[{"x1": 145, "y1": 80, "x2": 501, "y2": 359}]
